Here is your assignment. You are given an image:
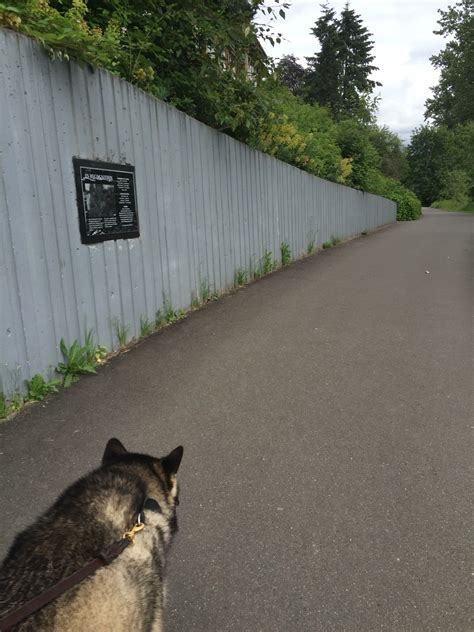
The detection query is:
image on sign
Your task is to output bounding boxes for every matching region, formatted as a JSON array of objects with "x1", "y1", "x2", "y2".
[{"x1": 84, "y1": 181, "x2": 116, "y2": 218}]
